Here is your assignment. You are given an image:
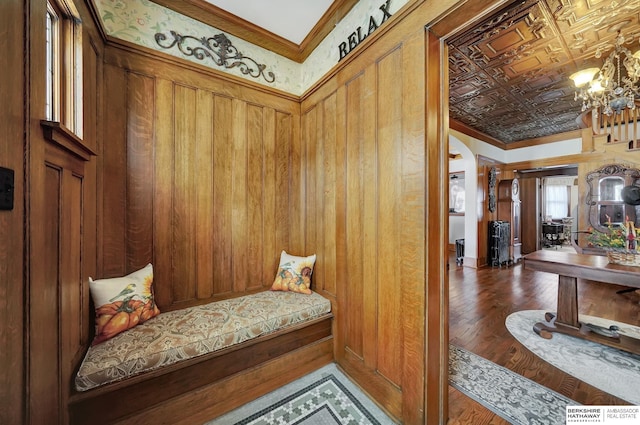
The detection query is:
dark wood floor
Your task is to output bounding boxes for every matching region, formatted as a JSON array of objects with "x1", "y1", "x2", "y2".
[{"x1": 447, "y1": 250, "x2": 640, "y2": 425}]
